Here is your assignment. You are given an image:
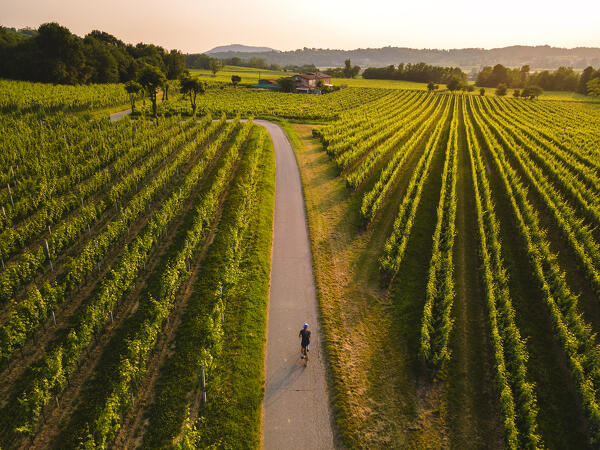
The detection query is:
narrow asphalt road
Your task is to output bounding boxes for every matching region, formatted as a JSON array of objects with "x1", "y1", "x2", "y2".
[
  {"x1": 256, "y1": 120, "x2": 335, "y2": 450},
  {"x1": 108, "y1": 110, "x2": 335, "y2": 448},
  {"x1": 109, "y1": 108, "x2": 132, "y2": 121}
]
